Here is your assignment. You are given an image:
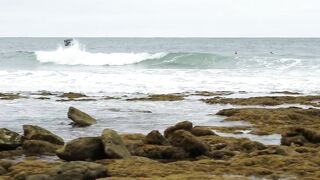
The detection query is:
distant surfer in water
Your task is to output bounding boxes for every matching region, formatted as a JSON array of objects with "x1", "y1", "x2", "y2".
[
  {"x1": 235, "y1": 51, "x2": 238, "y2": 55},
  {"x1": 270, "y1": 51, "x2": 274, "y2": 54},
  {"x1": 64, "y1": 39, "x2": 73, "y2": 47}
]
